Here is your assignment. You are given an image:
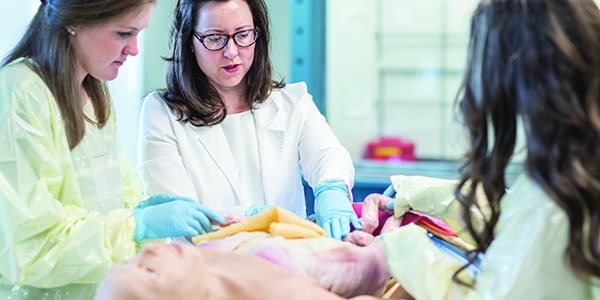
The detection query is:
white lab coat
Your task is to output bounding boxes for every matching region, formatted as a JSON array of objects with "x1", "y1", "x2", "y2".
[{"x1": 137, "y1": 82, "x2": 354, "y2": 217}]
